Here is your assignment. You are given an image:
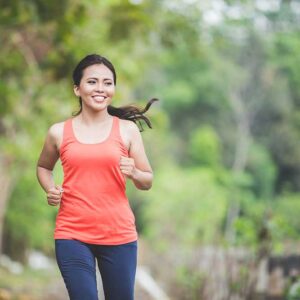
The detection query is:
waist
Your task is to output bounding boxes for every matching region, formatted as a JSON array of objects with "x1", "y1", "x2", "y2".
[{"x1": 55, "y1": 197, "x2": 137, "y2": 244}]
